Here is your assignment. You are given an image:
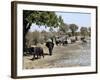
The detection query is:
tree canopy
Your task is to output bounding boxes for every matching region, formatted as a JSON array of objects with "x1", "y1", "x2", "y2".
[{"x1": 23, "y1": 10, "x2": 64, "y2": 33}]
